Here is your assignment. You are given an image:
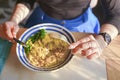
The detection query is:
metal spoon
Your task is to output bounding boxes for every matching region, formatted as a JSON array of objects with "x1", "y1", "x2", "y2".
[{"x1": 13, "y1": 38, "x2": 27, "y2": 47}]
